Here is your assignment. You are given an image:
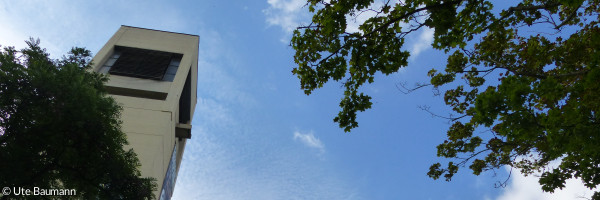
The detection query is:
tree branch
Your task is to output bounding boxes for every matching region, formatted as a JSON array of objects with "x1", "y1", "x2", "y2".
[
  {"x1": 418, "y1": 105, "x2": 468, "y2": 121},
  {"x1": 396, "y1": 82, "x2": 431, "y2": 94},
  {"x1": 483, "y1": 2, "x2": 562, "y2": 31},
  {"x1": 311, "y1": 0, "x2": 464, "y2": 67},
  {"x1": 554, "y1": 5, "x2": 580, "y2": 29}
]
